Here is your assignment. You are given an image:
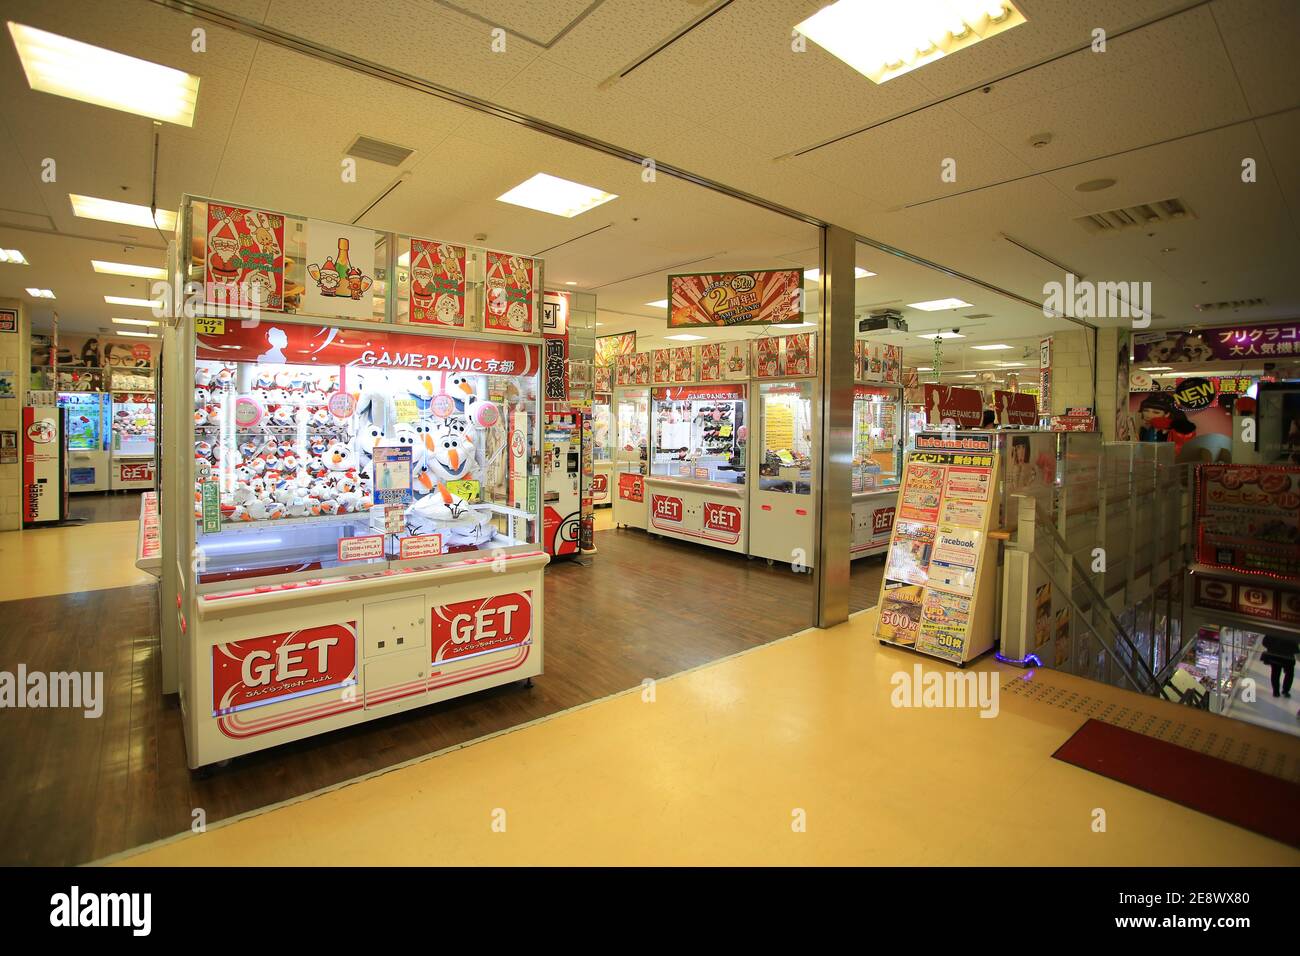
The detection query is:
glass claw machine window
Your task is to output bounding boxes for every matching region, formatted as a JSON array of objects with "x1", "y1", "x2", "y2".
[
  {"x1": 591, "y1": 393, "x2": 612, "y2": 508},
  {"x1": 750, "y1": 380, "x2": 816, "y2": 566},
  {"x1": 59, "y1": 391, "x2": 111, "y2": 492},
  {"x1": 852, "y1": 385, "x2": 905, "y2": 559},
  {"x1": 111, "y1": 391, "x2": 158, "y2": 489},
  {"x1": 612, "y1": 386, "x2": 649, "y2": 530},
  {"x1": 645, "y1": 383, "x2": 748, "y2": 553}
]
